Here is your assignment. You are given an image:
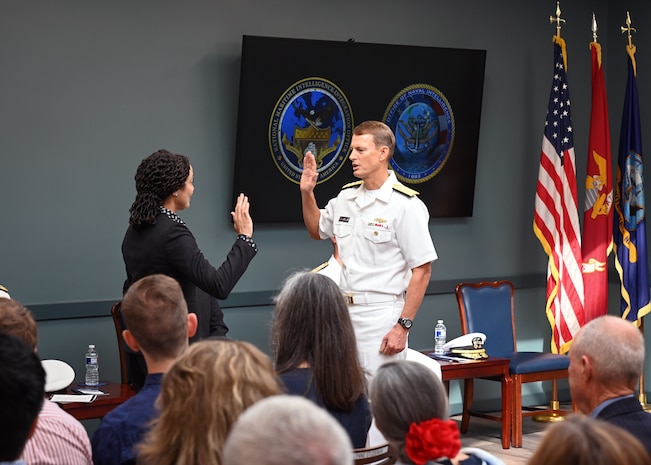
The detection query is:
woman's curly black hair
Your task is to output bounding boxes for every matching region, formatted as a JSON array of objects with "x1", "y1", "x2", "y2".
[{"x1": 128, "y1": 149, "x2": 190, "y2": 227}]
